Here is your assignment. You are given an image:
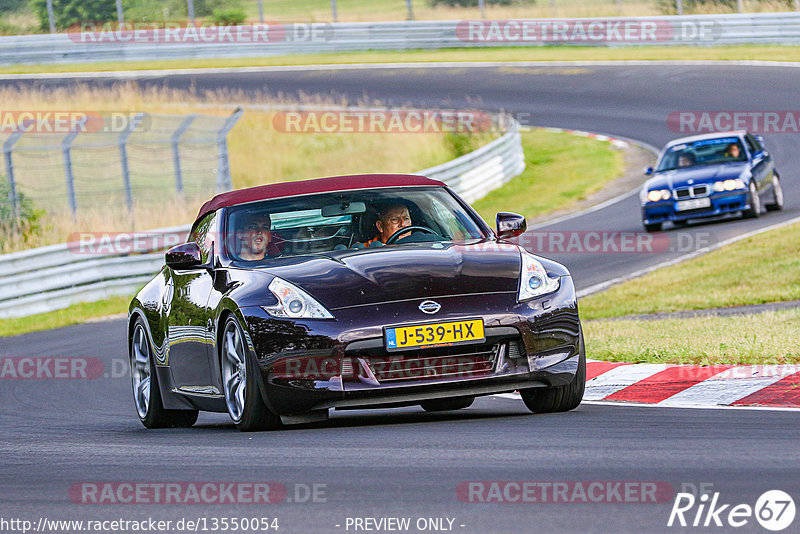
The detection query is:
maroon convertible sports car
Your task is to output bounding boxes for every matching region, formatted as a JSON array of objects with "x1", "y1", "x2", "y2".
[{"x1": 128, "y1": 174, "x2": 585, "y2": 431}]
